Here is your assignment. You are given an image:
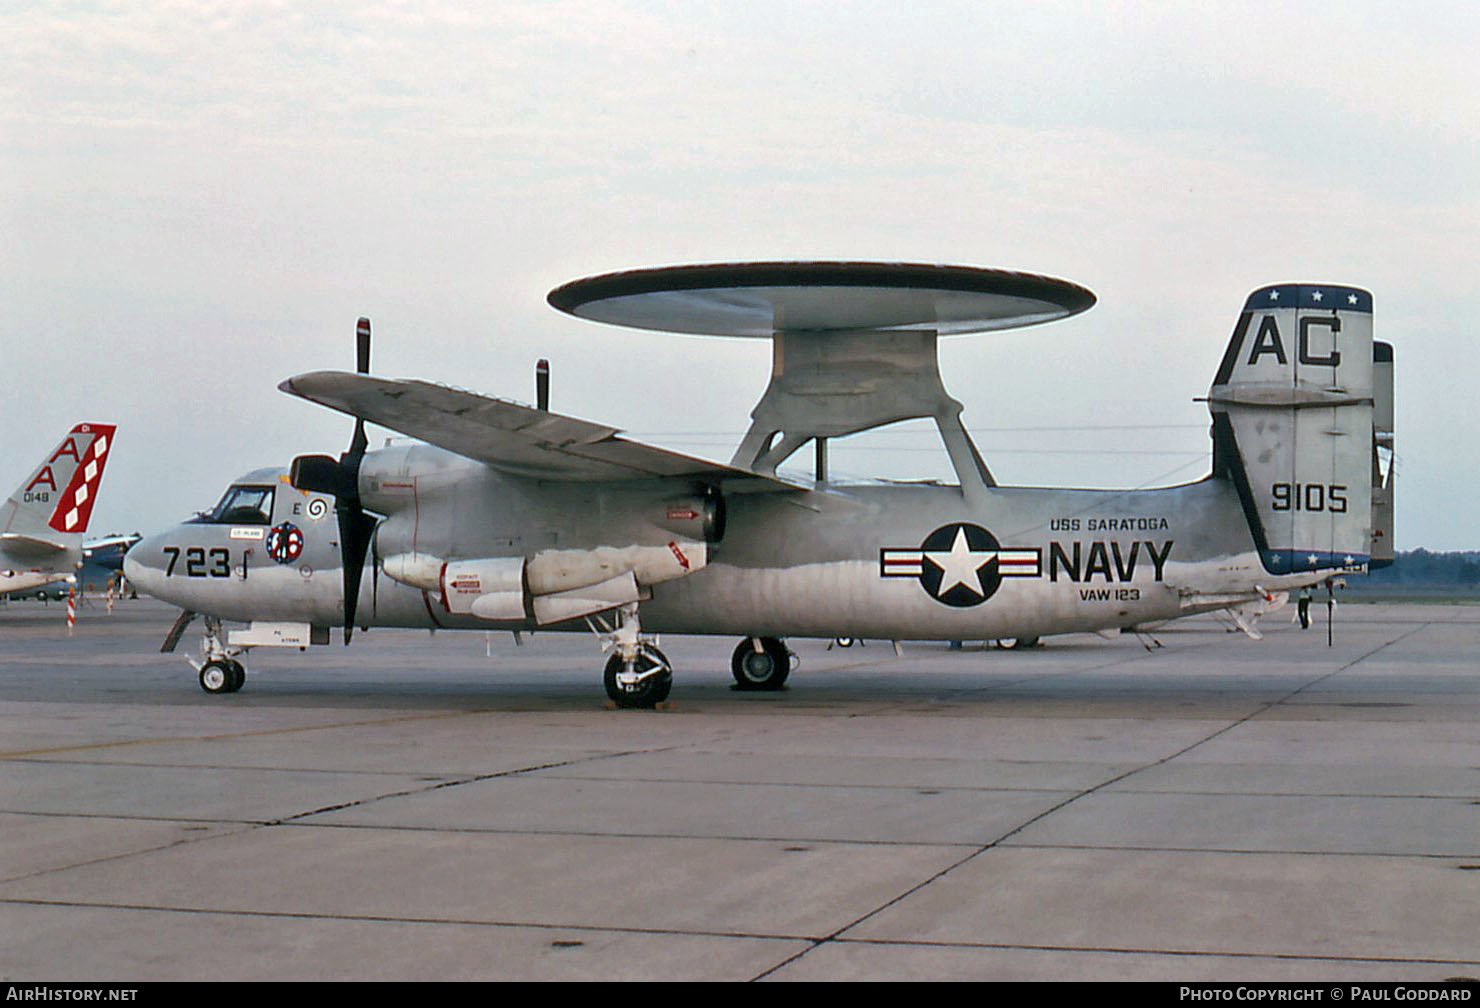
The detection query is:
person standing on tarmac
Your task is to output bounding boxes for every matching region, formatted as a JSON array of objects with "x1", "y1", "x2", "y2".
[{"x1": 1297, "y1": 586, "x2": 1313, "y2": 629}]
